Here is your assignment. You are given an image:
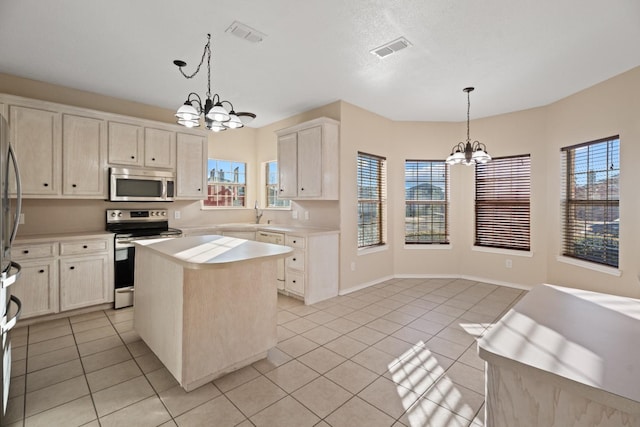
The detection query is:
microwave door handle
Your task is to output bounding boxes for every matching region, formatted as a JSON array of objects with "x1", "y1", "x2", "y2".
[
  {"x1": 8, "y1": 144, "x2": 22, "y2": 244},
  {"x1": 162, "y1": 179, "x2": 167, "y2": 199}
]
